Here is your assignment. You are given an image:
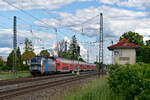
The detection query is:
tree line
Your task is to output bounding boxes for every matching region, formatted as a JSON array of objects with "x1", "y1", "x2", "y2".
[{"x1": 0, "y1": 35, "x2": 85, "y2": 71}]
